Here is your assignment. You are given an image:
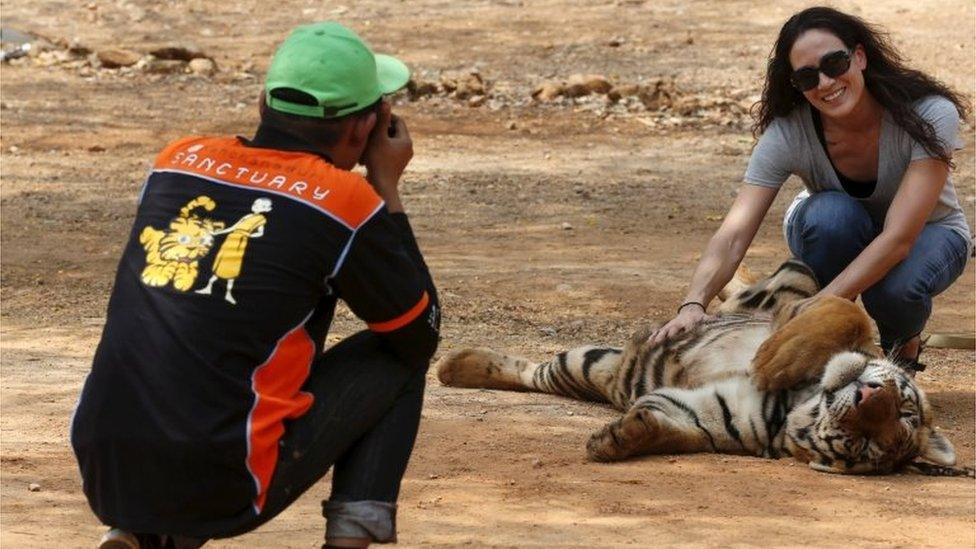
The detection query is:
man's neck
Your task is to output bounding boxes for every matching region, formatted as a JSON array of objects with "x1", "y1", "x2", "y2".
[{"x1": 245, "y1": 123, "x2": 334, "y2": 161}]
